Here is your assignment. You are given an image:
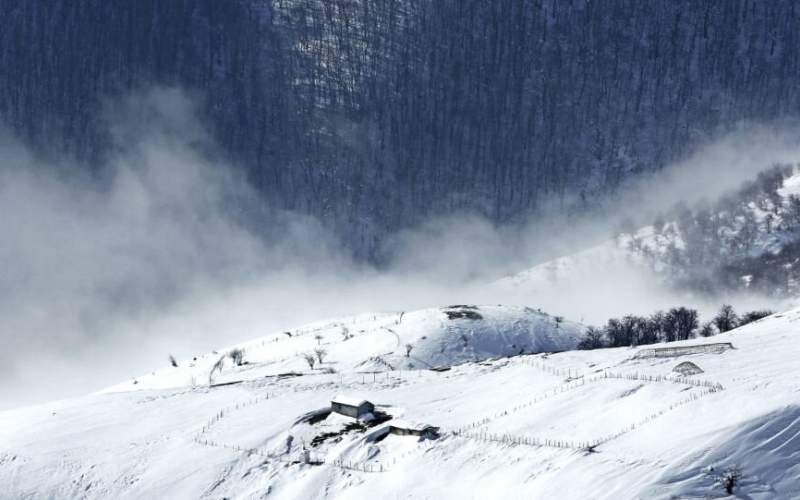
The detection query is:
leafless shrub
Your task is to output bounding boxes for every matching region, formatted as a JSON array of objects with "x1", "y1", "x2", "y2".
[
  {"x1": 720, "y1": 466, "x2": 741, "y2": 494},
  {"x1": 303, "y1": 353, "x2": 316, "y2": 369},
  {"x1": 208, "y1": 355, "x2": 225, "y2": 385},
  {"x1": 228, "y1": 348, "x2": 245, "y2": 366}
]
